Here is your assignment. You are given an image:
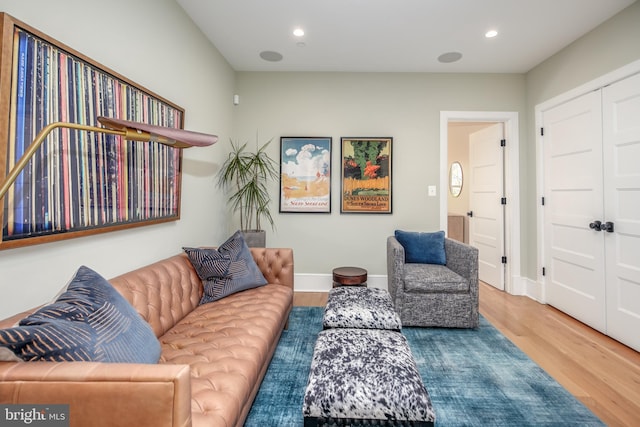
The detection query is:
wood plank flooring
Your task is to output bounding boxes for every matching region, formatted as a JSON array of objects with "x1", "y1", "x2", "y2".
[{"x1": 293, "y1": 284, "x2": 640, "y2": 426}]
